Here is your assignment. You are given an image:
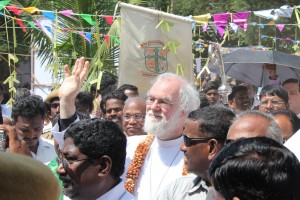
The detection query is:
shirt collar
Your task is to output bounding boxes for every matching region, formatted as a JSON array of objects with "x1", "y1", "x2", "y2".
[{"x1": 187, "y1": 176, "x2": 210, "y2": 194}]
